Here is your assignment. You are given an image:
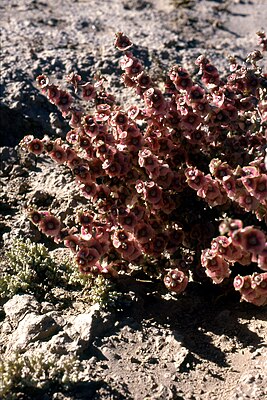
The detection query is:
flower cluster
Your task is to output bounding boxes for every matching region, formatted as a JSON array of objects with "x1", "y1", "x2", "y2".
[
  {"x1": 20, "y1": 32, "x2": 267, "y2": 305},
  {"x1": 202, "y1": 220, "x2": 267, "y2": 305}
]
